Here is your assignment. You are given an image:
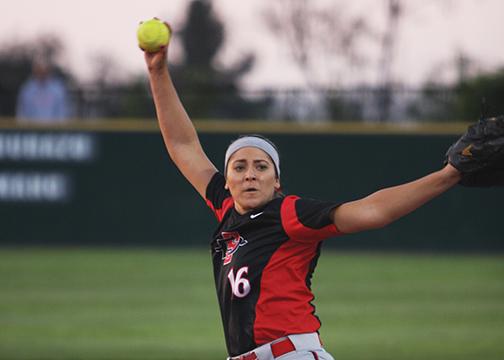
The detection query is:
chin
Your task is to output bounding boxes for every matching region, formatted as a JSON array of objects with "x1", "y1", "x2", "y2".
[{"x1": 240, "y1": 197, "x2": 267, "y2": 211}]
